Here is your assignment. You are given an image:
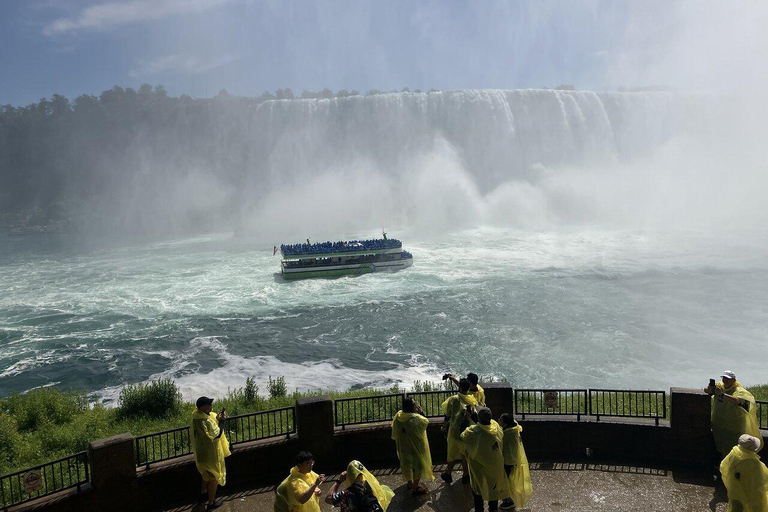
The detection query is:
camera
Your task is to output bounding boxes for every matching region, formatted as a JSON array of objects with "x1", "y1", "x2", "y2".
[
  {"x1": 709, "y1": 378, "x2": 716, "y2": 388},
  {"x1": 442, "y1": 373, "x2": 452, "y2": 381}
]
